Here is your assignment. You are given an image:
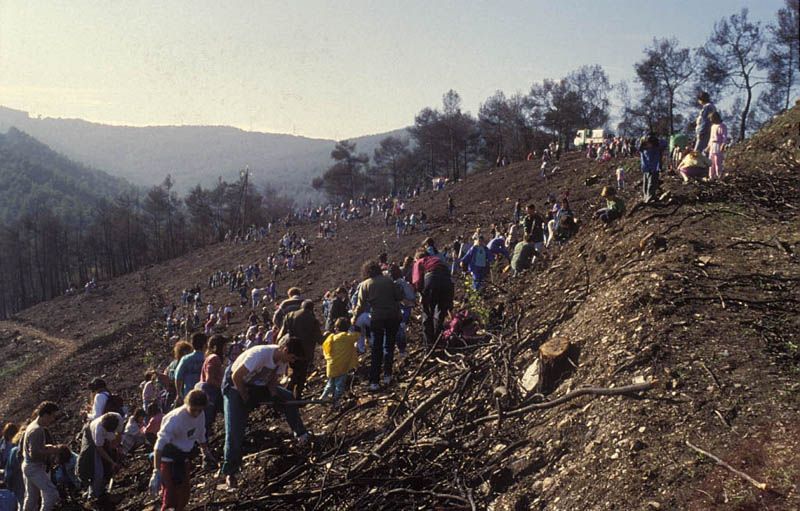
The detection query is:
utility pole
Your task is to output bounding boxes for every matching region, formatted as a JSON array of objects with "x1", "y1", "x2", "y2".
[{"x1": 239, "y1": 166, "x2": 249, "y2": 237}]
